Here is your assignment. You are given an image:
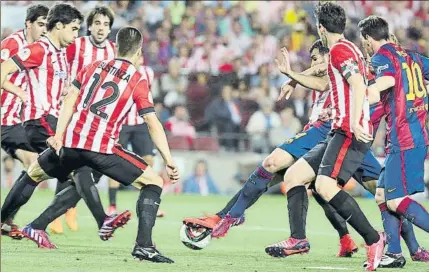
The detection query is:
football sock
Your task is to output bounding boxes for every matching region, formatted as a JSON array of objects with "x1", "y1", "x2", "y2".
[
  {"x1": 7, "y1": 171, "x2": 27, "y2": 222},
  {"x1": 30, "y1": 184, "x2": 81, "y2": 230},
  {"x1": 379, "y1": 203, "x2": 401, "y2": 254},
  {"x1": 396, "y1": 197, "x2": 429, "y2": 232},
  {"x1": 74, "y1": 166, "x2": 107, "y2": 228},
  {"x1": 287, "y1": 186, "x2": 308, "y2": 239},
  {"x1": 400, "y1": 217, "x2": 419, "y2": 255},
  {"x1": 109, "y1": 187, "x2": 118, "y2": 207},
  {"x1": 313, "y1": 190, "x2": 348, "y2": 238},
  {"x1": 216, "y1": 187, "x2": 268, "y2": 218},
  {"x1": 1, "y1": 174, "x2": 38, "y2": 223},
  {"x1": 329, "y1": 191, "x2": 379, "y2": 245},
  {"x1": 228, "y1": 165, "x2": 273, "y2": 218},
  {"x1": 136, "y1": 185, "x2": 162, "y2": 247}
]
